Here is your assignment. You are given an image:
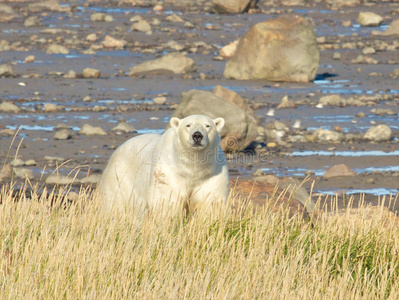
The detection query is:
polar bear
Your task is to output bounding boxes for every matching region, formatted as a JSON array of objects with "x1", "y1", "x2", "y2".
[{"x1": 98, "y1": 114, "x2": 229, "y2": 215}]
